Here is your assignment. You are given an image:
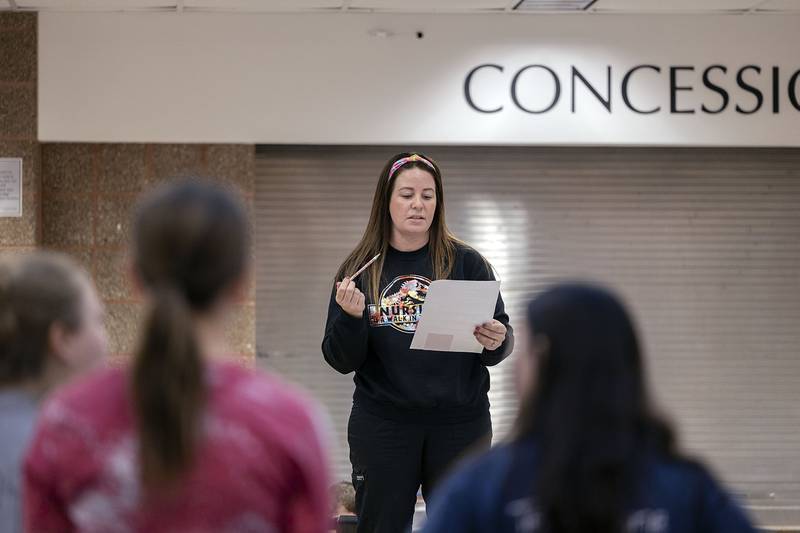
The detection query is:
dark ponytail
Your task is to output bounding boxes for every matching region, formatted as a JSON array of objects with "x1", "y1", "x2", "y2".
[
  {"x1": 131, "y1": 180, "x2": 249, "y2": 490},
  {"x1": 132, "y1": 287, "x2": 204, "y2": 488}
]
